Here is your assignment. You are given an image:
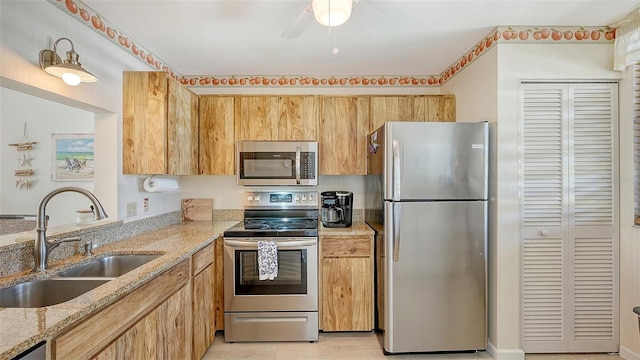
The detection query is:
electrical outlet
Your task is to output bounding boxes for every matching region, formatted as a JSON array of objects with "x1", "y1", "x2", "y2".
[
  {"x1": 143, "y1": 198, "x2": 149, "y2": 213},
  {"x1": 126, "y1": 202, "x2": 137, "y2": 218}
]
